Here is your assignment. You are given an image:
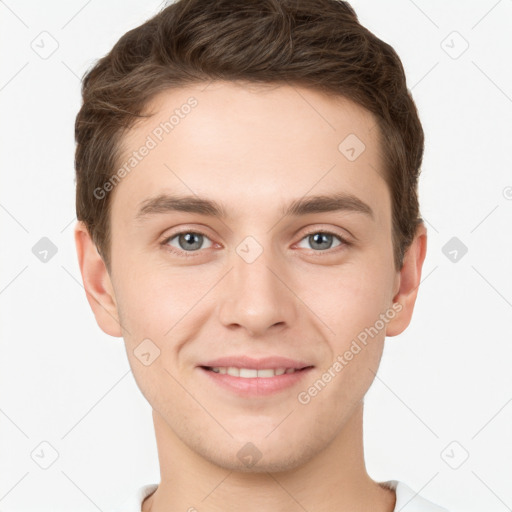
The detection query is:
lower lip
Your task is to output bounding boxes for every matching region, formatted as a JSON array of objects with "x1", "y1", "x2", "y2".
[{"x1": 198, "y1": 367, "x2": 314, "y2": 397}]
